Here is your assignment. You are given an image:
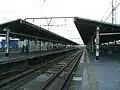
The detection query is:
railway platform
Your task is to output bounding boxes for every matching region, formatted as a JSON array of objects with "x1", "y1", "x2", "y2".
[
  {"x1": 0, "y1": 48, "x2": 76, "y2": 65},
  {"x1": 81, "y1": 50, "x2": 120, "y2": 90}
]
